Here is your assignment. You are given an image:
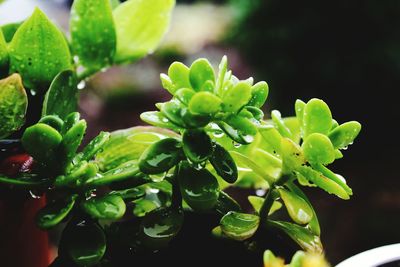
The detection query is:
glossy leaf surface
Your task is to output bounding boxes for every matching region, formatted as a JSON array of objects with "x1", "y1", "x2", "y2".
[
  {"x1": 328, "y1": 121, "x2": 361, "y2": 149},
  {"x1": 220, "y1": 211, "x2": 260, "y2": 241},
  {"x1": 189, "y1": 58, "x2": 215, "y2": 91},
  {"x1": 303, "y1": 99, "x2": 332, "y2": 137},
  {"x1": 182, "y1": 129, "x2": 212, "y2": 163},
  {"x1": 302, "y1": 133, "x2": 335, "y2": 165},
  {"x1": 209, "y1": 143, "x2": 238, "y2": 183},
  {"x1": 278, "y1": 188, "x2": 313, "y2": 224},
  {"x1": 36, "y1": 195, "x2": 77, "y2": 229},
  {"x1": 82, "y1": 194, "x2": 126, "y2": 220}
]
